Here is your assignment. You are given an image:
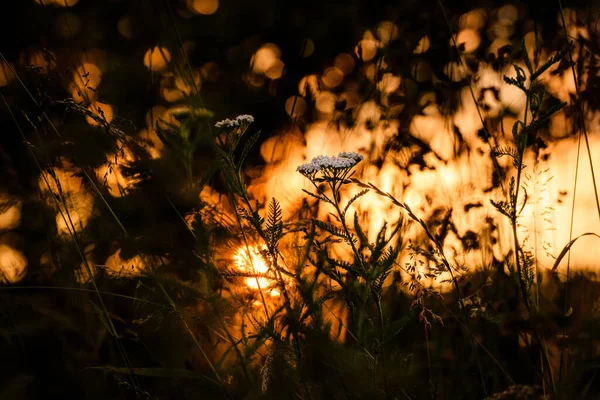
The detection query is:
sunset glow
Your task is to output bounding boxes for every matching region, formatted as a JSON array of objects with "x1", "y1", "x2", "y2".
[
  {"x1": 143, "y1": 46, "x2": 172, "y2": 72},
  {"x1": 233, "y1": 246, "x2": 281, "y2": 296},
  {"x1": 6, "y1": 1, "x2": 600, "y2": 397}
]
